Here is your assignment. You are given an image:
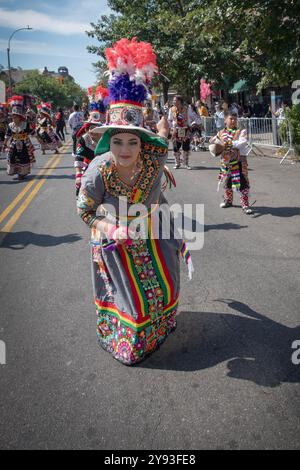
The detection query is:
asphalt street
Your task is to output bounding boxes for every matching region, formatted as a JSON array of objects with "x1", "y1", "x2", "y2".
[{"x1": 0, "y1": 139, "x2": 299, "y2": 450}]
